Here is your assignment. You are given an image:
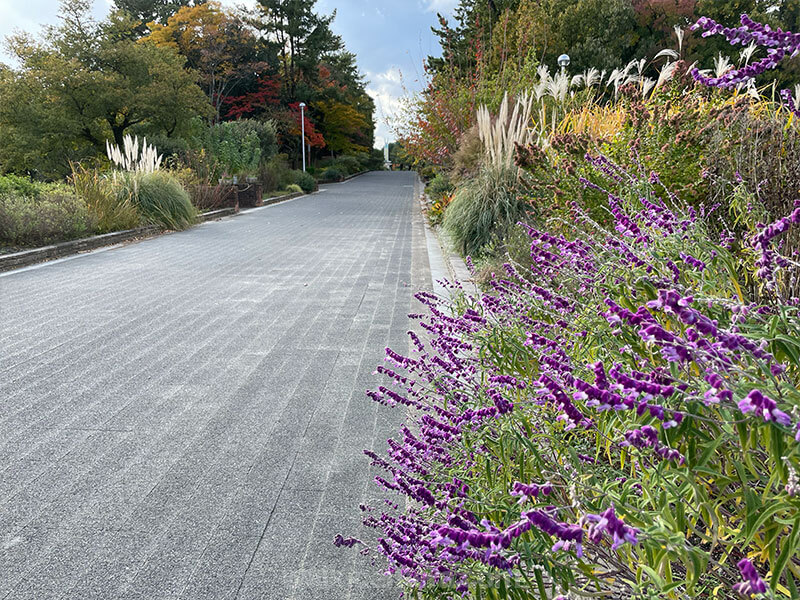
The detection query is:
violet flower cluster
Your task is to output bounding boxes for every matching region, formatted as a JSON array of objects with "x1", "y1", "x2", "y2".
[
  {"x1": 691, "y1": 15, "x2": 800, "y2": 88},
  {"x1": 691, "y1": 14, "x2": 800, "y2": 121},
  {"x1": 620, "y1": 425, "x2": 686, "y2": 465},
  {"x1": 751, "y1": 201, "x2": 800, "y2": 285}
]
